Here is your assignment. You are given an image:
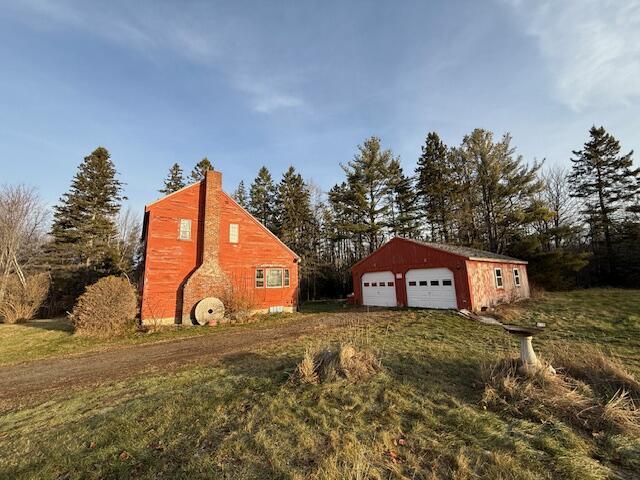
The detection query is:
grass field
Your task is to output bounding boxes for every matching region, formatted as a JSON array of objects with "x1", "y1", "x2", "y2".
[{"x1": 1, "y1": 289, "x2": 639, "y2": 479}]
